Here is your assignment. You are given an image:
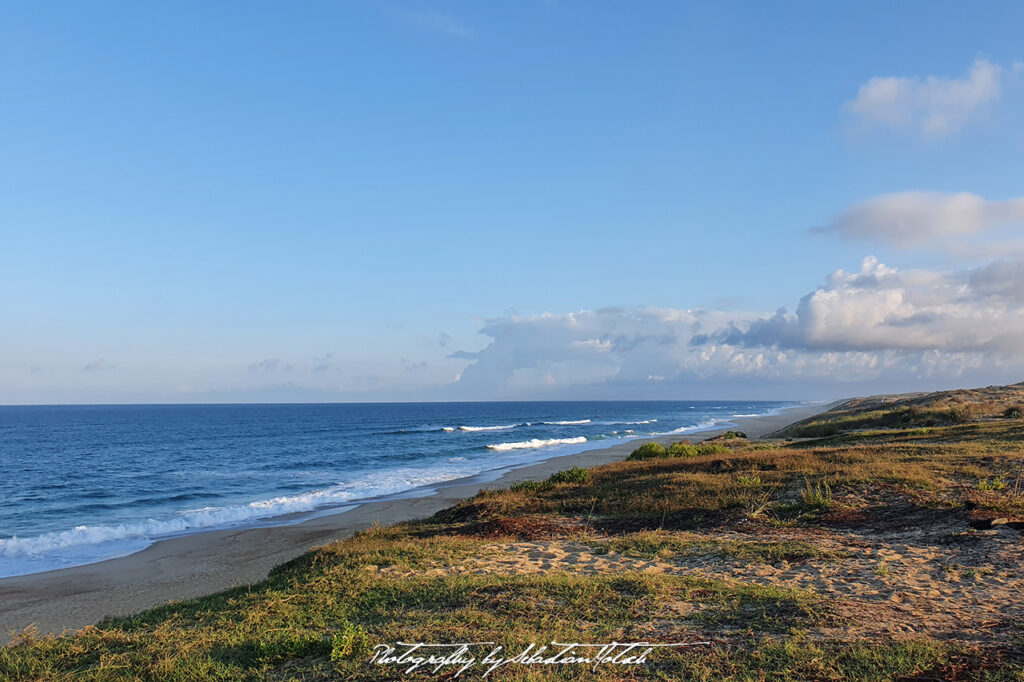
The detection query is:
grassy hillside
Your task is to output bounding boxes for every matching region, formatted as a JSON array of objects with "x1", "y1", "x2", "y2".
[
  {"x1": 775, "y1": 382, "x2": 1024, "y2": 438},
  {"x1": 3, "y1": 385, "x2": 1024, "y2": 680}
]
